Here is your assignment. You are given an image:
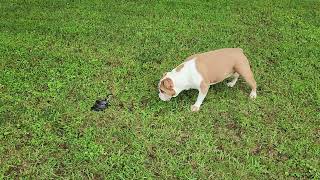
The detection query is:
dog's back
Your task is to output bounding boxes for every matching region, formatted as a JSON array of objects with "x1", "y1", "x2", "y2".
[{"x1": 190, "y1": 48, "x2": 247, "y2": 84}]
